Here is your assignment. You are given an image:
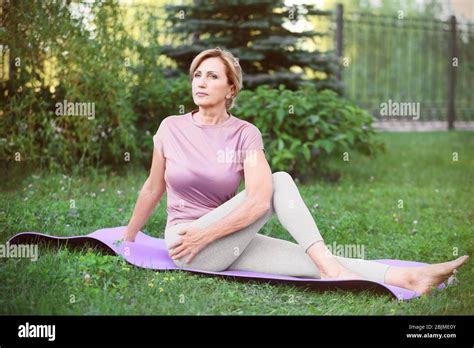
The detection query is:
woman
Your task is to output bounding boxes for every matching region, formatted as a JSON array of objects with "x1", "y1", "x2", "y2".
[{"x1": 122, "y1": 48, "x2": 468, "y2": 295}]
